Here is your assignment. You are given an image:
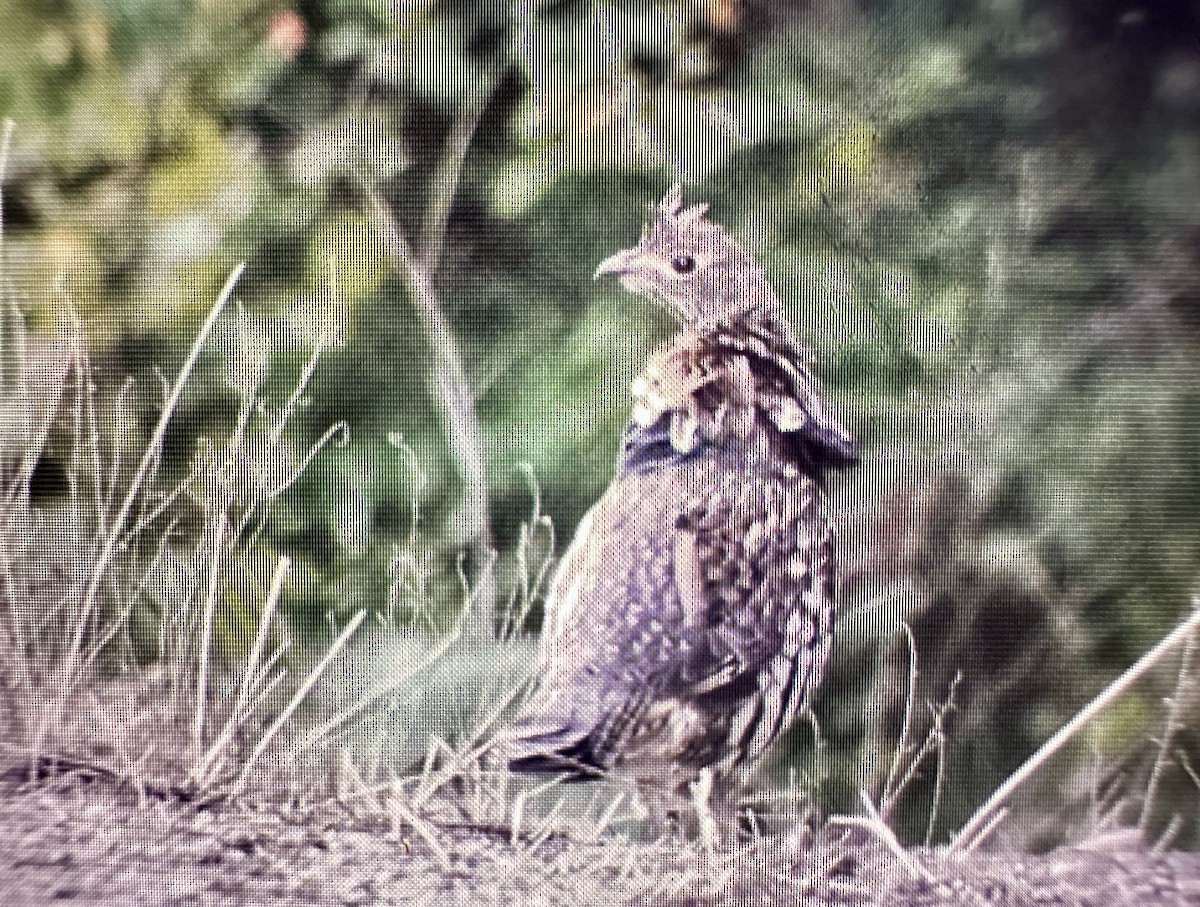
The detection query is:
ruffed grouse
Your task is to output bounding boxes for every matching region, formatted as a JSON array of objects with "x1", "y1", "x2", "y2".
[{"x1": 507, "y1": 185, "x2": 856, "y2": 812}]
